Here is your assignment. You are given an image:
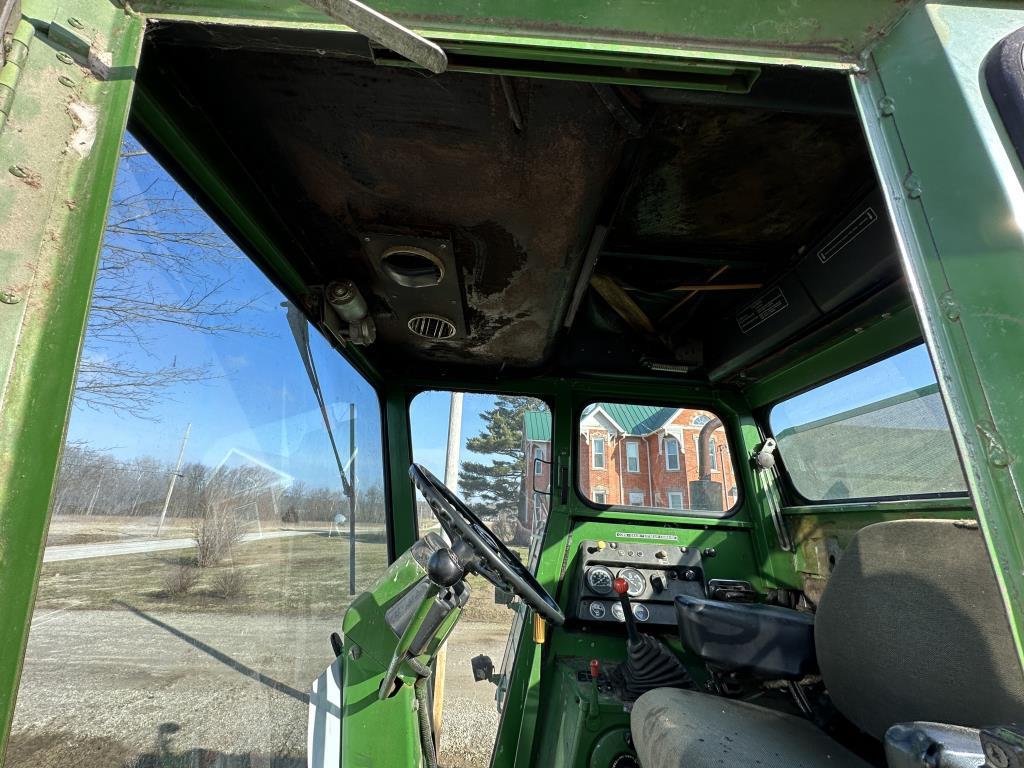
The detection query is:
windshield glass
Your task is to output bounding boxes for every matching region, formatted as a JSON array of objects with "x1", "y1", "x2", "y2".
[
  {"x1": 577, "y1": 402, "x2": 737, "y2": 515},
  {"x1": 769, "y1": 344, "x2": 968, "y2": 501},
  {"x1": 408, "y1": 391, "x2": 550, "y2": 768},
  {"x1": 8, "y1": 135, "x2": 387, "y2": 768}
]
